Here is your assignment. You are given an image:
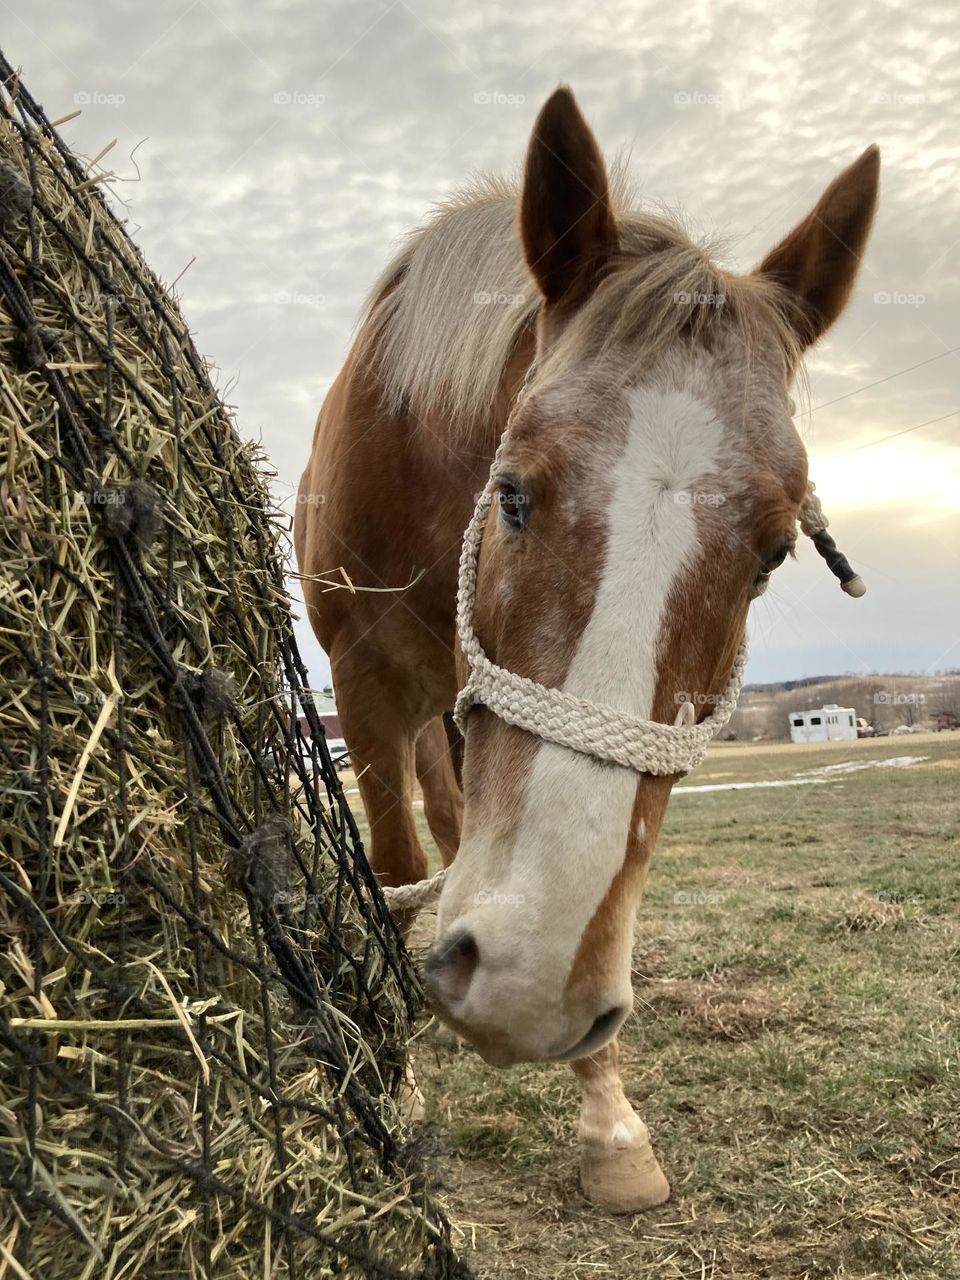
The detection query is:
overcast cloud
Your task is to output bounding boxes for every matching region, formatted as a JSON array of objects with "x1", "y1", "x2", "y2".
[{"x1": 8, "y1": 0, "x2": 959, "y2": 686}]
